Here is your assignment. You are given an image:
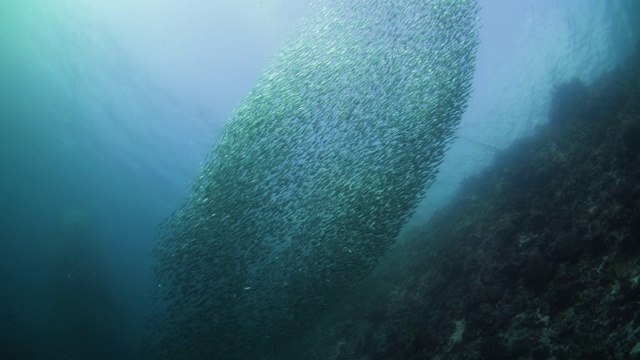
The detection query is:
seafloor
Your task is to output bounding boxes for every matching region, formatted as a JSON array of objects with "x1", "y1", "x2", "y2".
[{"x1": 286, "y1": 45, "x2": 640, "y2": 360}]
